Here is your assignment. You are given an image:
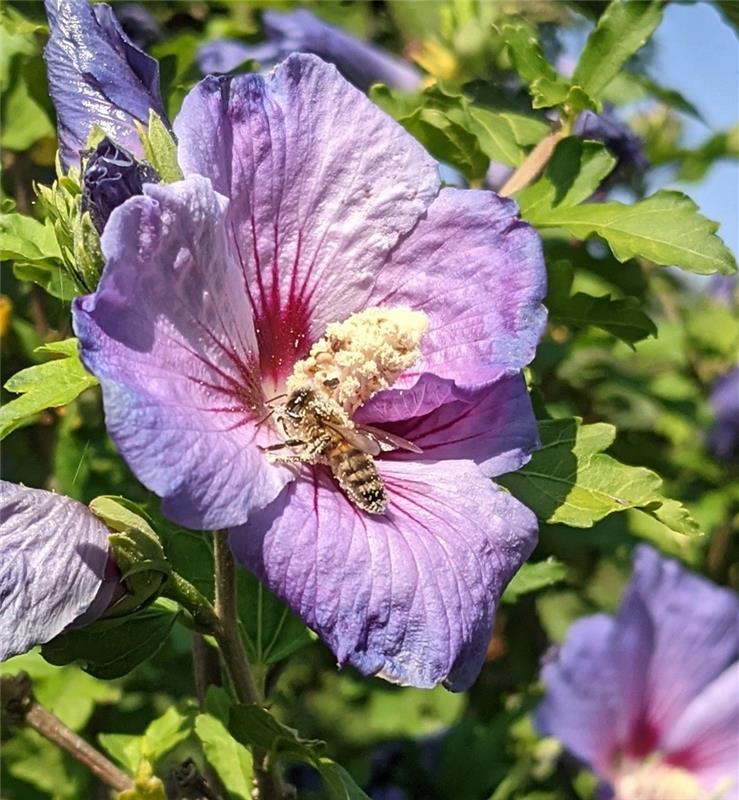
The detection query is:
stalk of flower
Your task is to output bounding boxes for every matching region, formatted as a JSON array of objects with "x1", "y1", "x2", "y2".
[
  {"x1": 536, "y1": 546, "x2": 739, "y2": 800},
  {"x1": 66, "y1": 51, "x2": 547, "y2": 691}
]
